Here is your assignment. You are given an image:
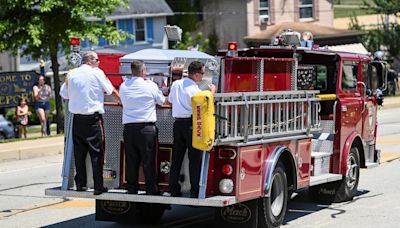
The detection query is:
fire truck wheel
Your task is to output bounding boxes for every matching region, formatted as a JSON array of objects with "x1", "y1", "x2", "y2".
[
  {"x1": 258, "y1": 162, "x2": 288, "y2": 228},
  {"x1": 136, "y1": 203, "x2": 167, "y2": 224},
  {"x1": 309, "y1": 147, "x2": 360, "y2": 203},
  {"x1": 334, "y1": 147, "x2": 360, "y2": 202}
]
